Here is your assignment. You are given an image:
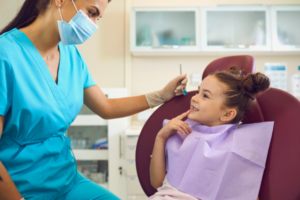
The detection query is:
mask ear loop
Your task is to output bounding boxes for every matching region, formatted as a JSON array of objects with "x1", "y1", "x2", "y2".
[
  {"x1": 58, "y1": 4, "x2": 64, "y2": 21},
  {"x1": 71, "y1": 0, "x2": 79, "y2": 12}
]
